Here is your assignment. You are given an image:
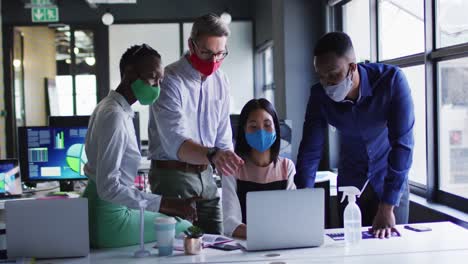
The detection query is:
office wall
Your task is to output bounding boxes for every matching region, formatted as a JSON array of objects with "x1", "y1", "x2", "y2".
[
  {"x1": 17, "y1": 26, "x2": 56, "y2": 126},
  {"x1": 0, "y1": 0, "x2": 4, "y2": 158},
  {"x1": 108, "y1": 23, "x2": 181, "y2": 142},
  {"x1": 2, "y1": 0, "x2": 253, "y2": 25},
  {"x1": 272, "y1": 0, "x2": 326, "y2": 162}
]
